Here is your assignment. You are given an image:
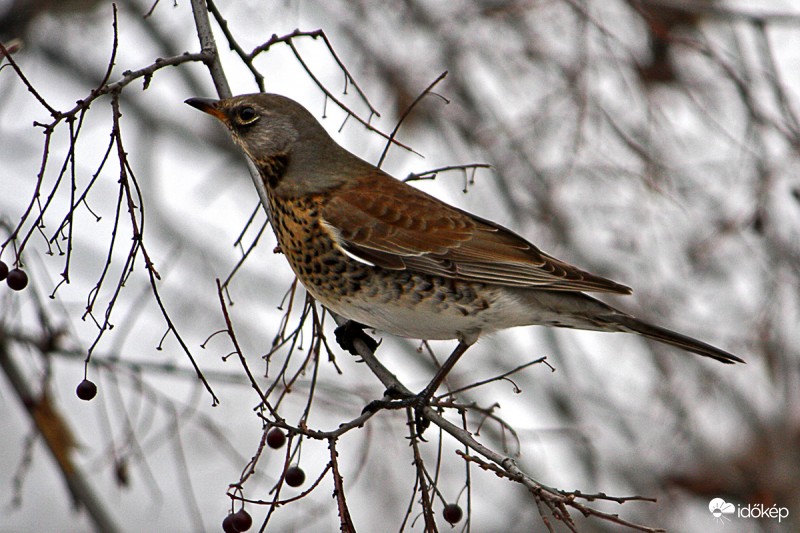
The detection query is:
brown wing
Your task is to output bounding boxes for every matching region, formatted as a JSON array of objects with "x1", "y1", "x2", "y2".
[{"x1": 321, "y1": 171, "x2": 632, "y2": 294}]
